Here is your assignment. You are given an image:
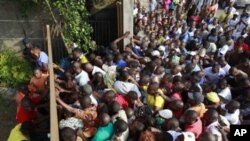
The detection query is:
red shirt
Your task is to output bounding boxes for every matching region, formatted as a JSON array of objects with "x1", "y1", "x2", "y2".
[
  {"x1": 16, "y1": 106, "x2": 37, "y2": 123},
  {"x1": 184, "y1": 118, "x2": 203, "y2": 139},
  {"x1": 234, "y1": 43, "x2": 249, "y2": 52},
  {"x1": 115, "y1": 94, "x2": 129, "y2": 108}
]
